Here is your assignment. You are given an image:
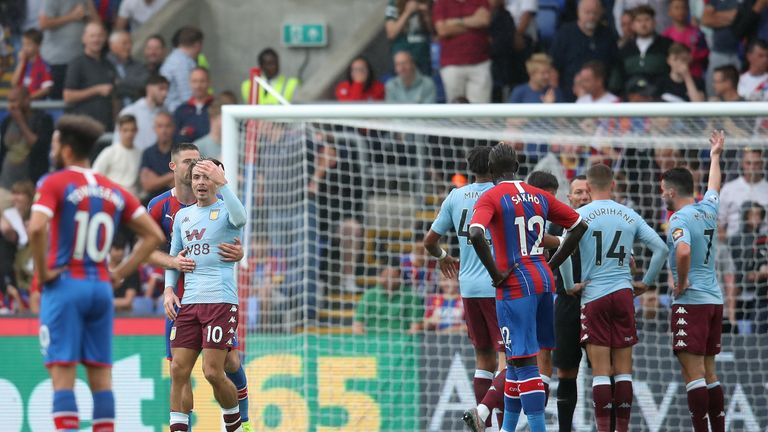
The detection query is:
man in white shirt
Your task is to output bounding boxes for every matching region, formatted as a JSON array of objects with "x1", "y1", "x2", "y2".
[
  {"x1": 575, "y1": 60, "x2": 620, "y2": 103},
  {"x1": 505, "y1": 0, "x2": 538, "y2": 48},
  {"x1": 160, "y1": 26, "x2": 203, "y2": 111},
  {"x1": 93, "y1": 115, "x2": 143, "y2": 196},
  {"x1": 115, "y1": 0, "x2": 168, "y2": 31},
  {"x1": 738, "y1": 40, "x2": 768, "y2": 101},
  {"x1": 720, "y1": 148, "x2": 768, "y2": 238},
  {"x1": 117, "y1": 74, "x2": 169, "y2": 151}
]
